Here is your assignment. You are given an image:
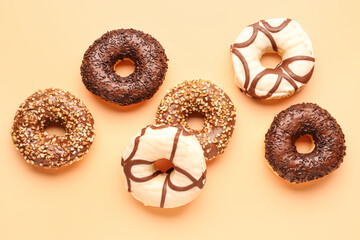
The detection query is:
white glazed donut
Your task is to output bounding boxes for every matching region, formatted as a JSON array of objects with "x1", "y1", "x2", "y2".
[
  {"x1": 231, "y1": 18, "x2": 315, "y2": 99},
  {"x1": 121, "y1": 125, "x2": 207, "y2": 208}
]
